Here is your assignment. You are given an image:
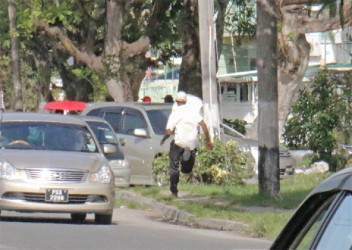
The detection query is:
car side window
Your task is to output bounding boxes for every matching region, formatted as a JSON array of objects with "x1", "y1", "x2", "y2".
[
  {"x1": 294, "y1": 192, "x2": 352, "y2": 250},
  {"x1": 86, "y1": 108, "x2": 103, "y2": 117},
  {"x1": 103, "y1": 109, "x2": 124, "y2": 133},
  {"x1": 295, "y1": 196, "x2": 333, "y2": 250},
  {"x1": 121, "y1": 108, "x2": 148, "y2": 135},
  {"x1": 314, "y1": 192, "x2": 352, "y2": 250}
]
